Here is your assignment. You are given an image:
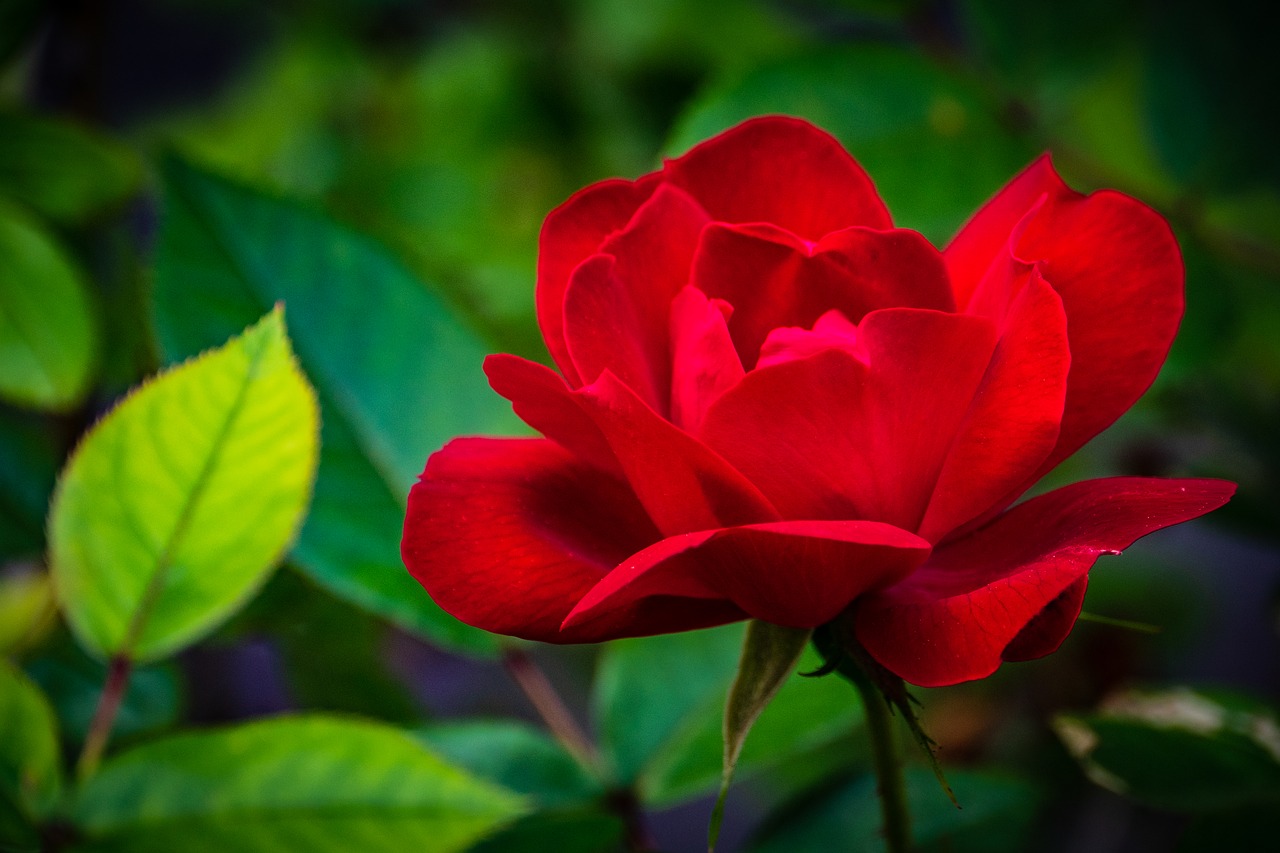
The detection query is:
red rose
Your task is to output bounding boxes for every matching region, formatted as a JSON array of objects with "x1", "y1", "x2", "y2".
[{"x1": 401, "y1": 116, "x2": 1234, "y2": 687}]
